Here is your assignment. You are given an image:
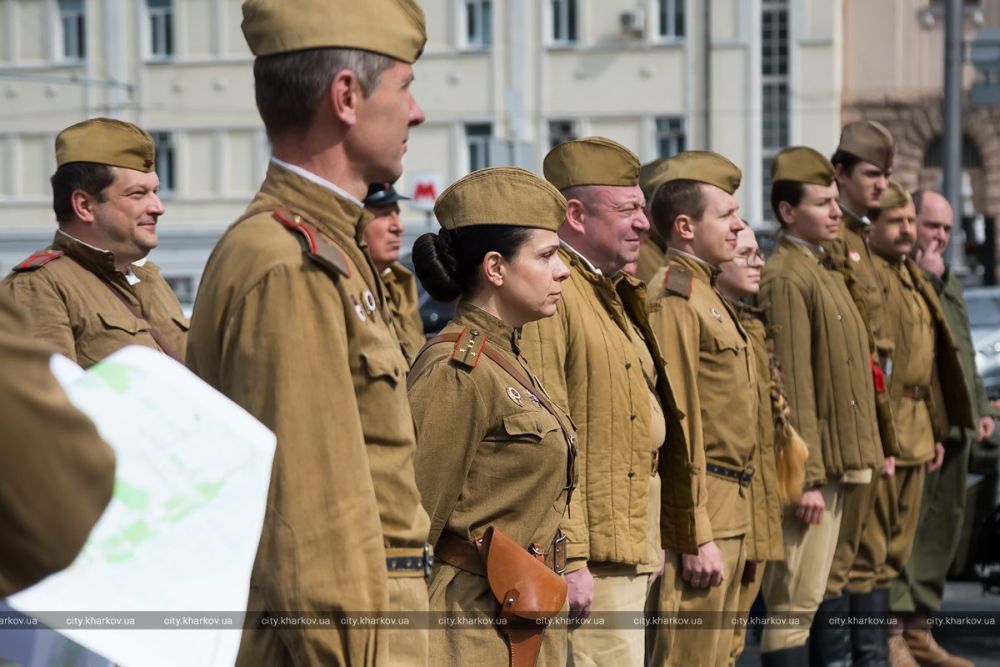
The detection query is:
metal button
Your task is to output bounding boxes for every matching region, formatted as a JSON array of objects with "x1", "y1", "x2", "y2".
[
  {"x1": 625, "y1": 361, "x2": 632, "y2": 370},
  {"x1": 836, "y1": 314, "x2": 844, "y2": 321},
  {"x1": 849, "y1": 399, "x2": 858, "y2": 407}
]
